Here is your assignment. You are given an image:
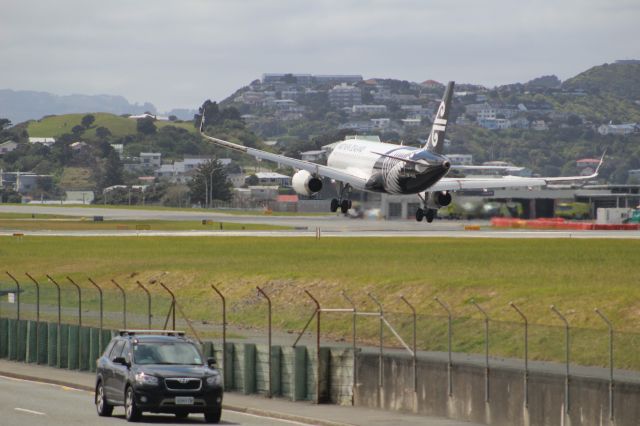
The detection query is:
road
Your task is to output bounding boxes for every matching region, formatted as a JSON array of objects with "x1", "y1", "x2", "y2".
[
  {"x1": 0, "y1": 375, "x2": 313, "y2": 426},
  {"x1": 2, "y1": 205, "x2": 640, "y2": 238}
]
